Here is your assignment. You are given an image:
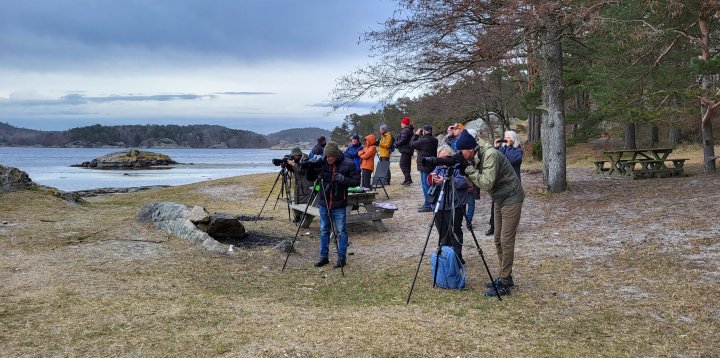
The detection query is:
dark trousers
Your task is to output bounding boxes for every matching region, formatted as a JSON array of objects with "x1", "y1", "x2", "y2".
[
  {"x1": 399, "y1": 153, "x2": 412, "y2": 182},
  {"x1": 378, "y1": 157, "x2": 390, "y2": 183},
  {"x1": 489, "y1": 201, "x2": 494, "y2": 229},
  {"x1": 361, "y1": 169, "x2": 372, "y2": 188},
  {"x1": 434, "y1": 208, "x2": 464, "y2": 262}
]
